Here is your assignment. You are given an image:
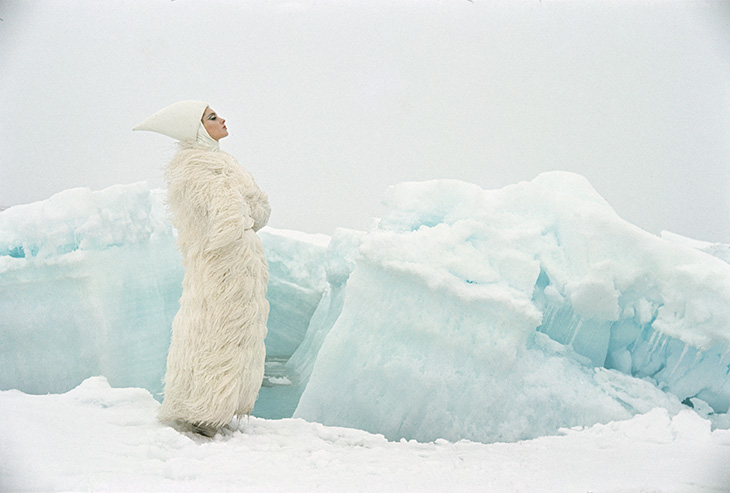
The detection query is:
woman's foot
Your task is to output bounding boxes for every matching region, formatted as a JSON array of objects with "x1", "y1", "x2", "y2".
[{"x1": 191, "y1": 422, "x2": 218, "y2": 437}]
